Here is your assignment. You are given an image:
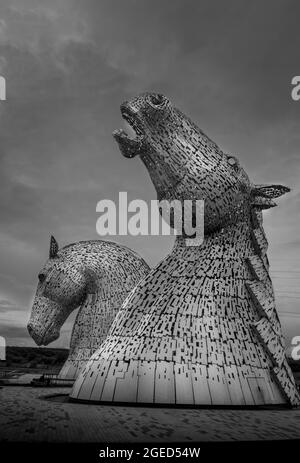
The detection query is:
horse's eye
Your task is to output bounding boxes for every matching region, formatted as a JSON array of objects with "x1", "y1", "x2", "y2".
[
  {"x1": 228, "y1": 157, "x2": 237, "y2": 166},
  {"x1": 38, "y1": 273, "x2": 46, "y2": 283},
  {"x1": 227, "y1": 156, "x2": 239, "y2": 172},
  {"x1": 149, "y1": 94, "x2": 164, "y2": 107}
]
